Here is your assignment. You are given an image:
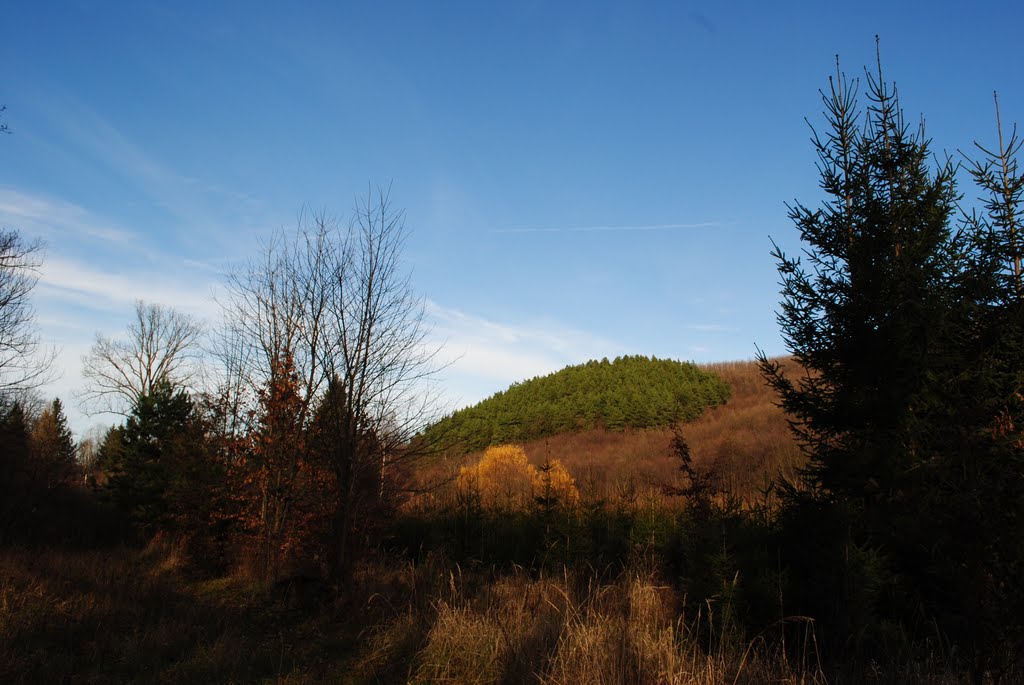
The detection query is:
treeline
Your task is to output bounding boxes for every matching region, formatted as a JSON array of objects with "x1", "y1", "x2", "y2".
[
  {"x1": 75, "y1": 374, "x2": 382, "y2": 580},
  {"x1": 0, "y1": 398, "x2": 92, "y2": 546},
  {"x1": 423, "y1": 355, "x2": 730, "y2": 452},
  {"x1": 0, "y1": 189, "x2": 440, "y2": 587}
]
